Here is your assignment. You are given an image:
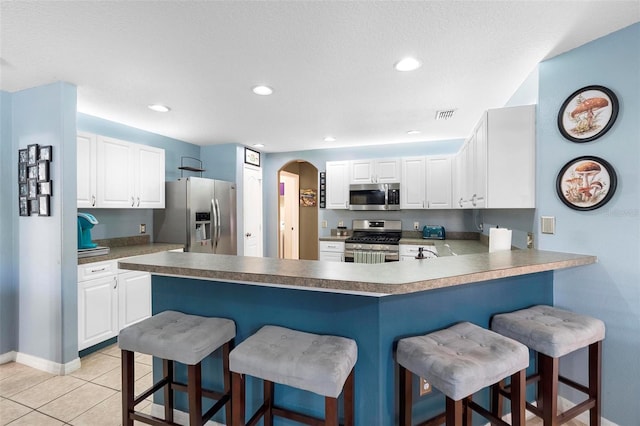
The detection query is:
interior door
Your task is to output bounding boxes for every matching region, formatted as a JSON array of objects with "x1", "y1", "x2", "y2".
[
  {"x1": 280, "y1": 171, "x2": 299, "y2": 259},
  {"x1": 243, "y1": 165, "x2": 263, "y2": 257}
]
